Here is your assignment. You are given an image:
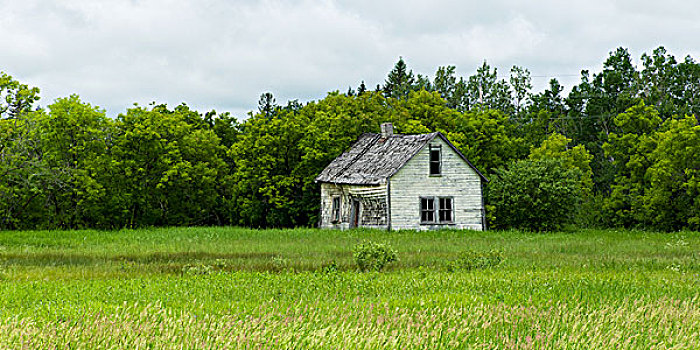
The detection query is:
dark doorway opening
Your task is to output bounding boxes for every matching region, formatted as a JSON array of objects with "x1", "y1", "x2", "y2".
[{"x1": 350, "y1": 199, "x2": 361, "y2": 228}]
